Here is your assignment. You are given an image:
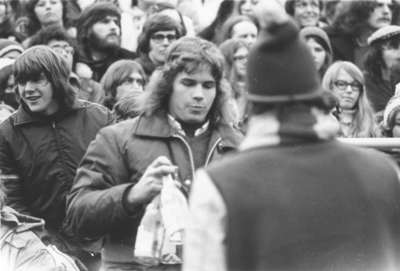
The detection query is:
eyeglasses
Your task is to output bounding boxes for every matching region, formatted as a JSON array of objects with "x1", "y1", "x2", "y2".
[
  {"x1": 51, "y1": 45, "x2": 74, "y2": 55},
  {"x1": 151, "y1": 33, "x2": 177, "y2": 43},
  {"x1": 233, "y1": 54, "x2": 248, "y2": 62},
  {"x1": 333, "y1": 80, "x2": 362, "y2": 91}
]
